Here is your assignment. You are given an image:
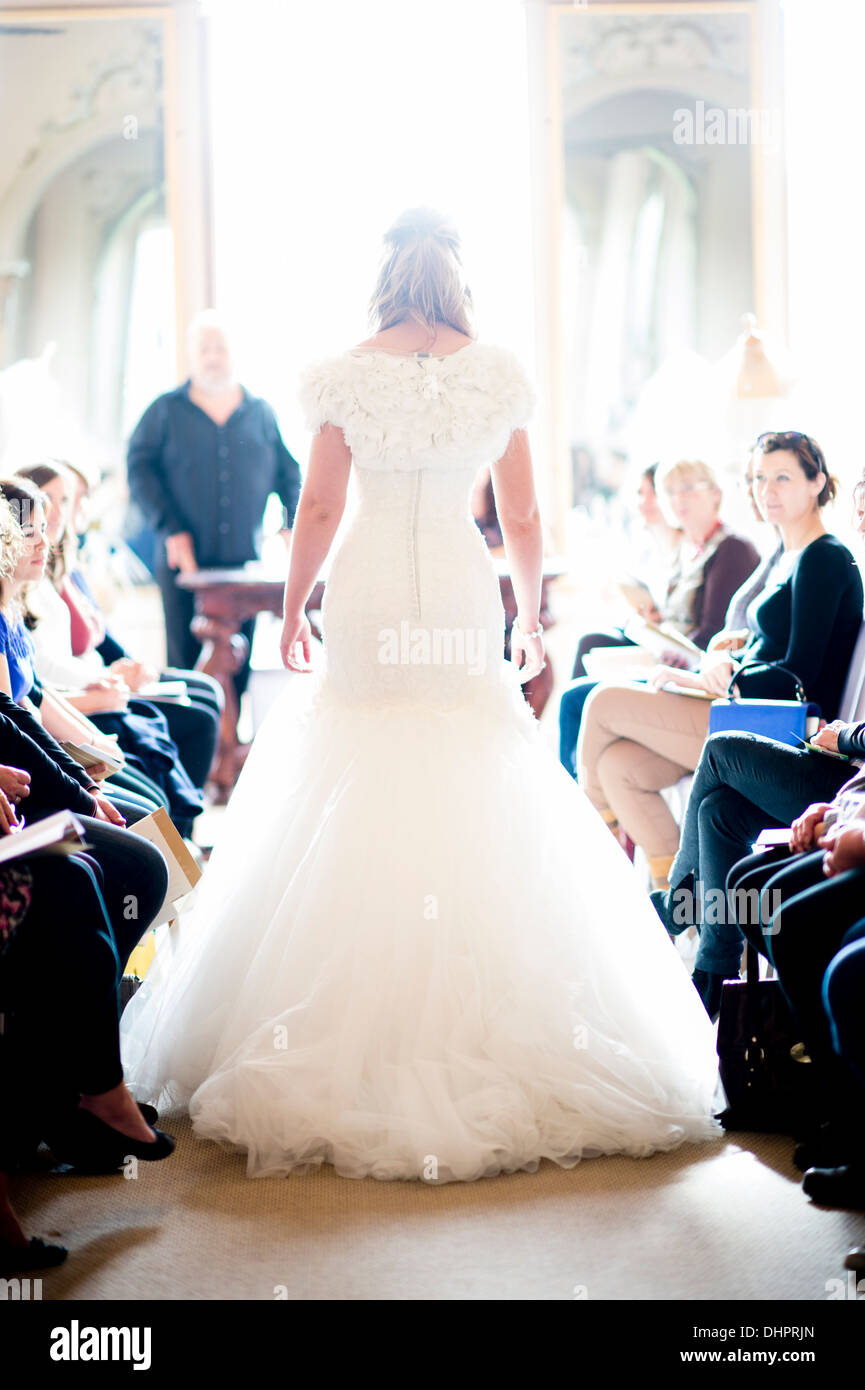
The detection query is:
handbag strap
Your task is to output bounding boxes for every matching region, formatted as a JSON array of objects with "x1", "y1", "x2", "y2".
[
  {"x1": 725, "y1": 663, "x2": 806, "y2": 702},
  {"x1": 743, "y1": 941, "x2": 767, "y2": 1064}
]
